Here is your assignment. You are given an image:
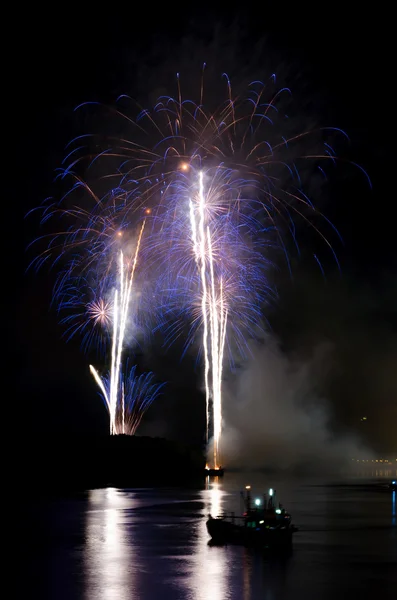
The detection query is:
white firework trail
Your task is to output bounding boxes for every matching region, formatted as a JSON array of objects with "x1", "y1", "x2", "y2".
[
  {"x1": 90, "y1": 220, "x2": 146, "y2": 434},
  {"x1": 190, "y1": 171, "x2": 228, "y2": 469}
]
